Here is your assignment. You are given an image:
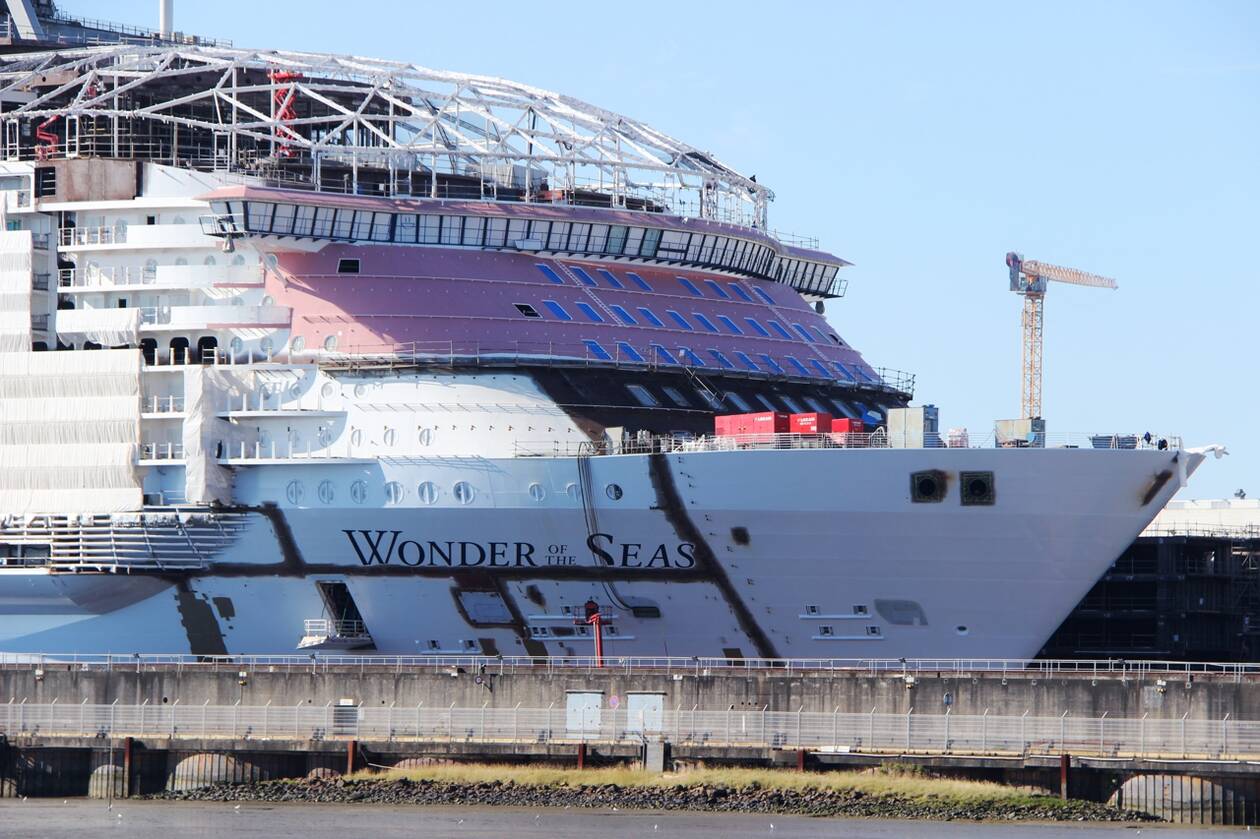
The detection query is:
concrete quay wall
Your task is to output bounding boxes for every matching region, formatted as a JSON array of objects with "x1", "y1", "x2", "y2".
[{"x1": 1, "y1": 665, "x2": 1255, "y2": 720}]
